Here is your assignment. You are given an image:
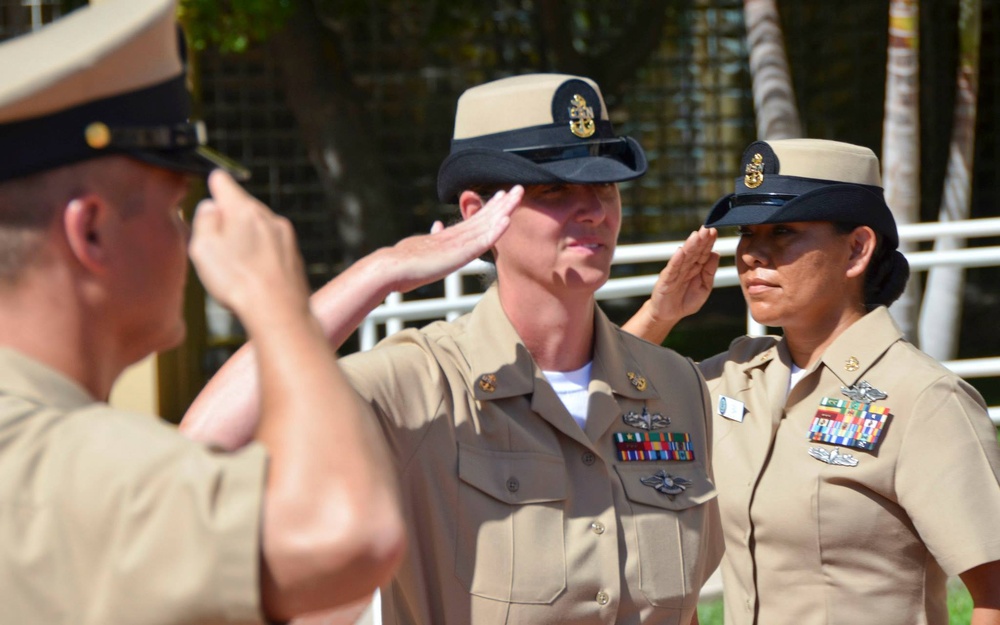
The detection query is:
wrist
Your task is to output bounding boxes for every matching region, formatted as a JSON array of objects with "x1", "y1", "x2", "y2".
[
  {"x1": 366, "y1": 246, "x2": 410, "y2": 296},
  {"x1": 239, "y1": 292, "x2": 313, "y2": 339},
  {"x1": 643, "y1": 300, "x2": 682, "y2": 332},
  {"x1": 308, "y1": 250, "x2": 399, "y2": 343}
]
